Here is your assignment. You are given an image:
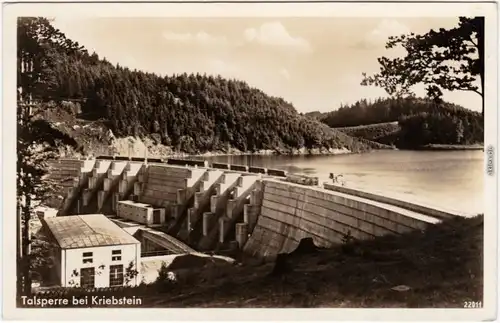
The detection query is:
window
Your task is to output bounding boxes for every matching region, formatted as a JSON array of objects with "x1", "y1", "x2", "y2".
[
  {"x1": 109, "y1": 265, "x2": 124, "y2": 287},
  {"x1": 111, "y1": 249, "x2": 121, "y2": 261},
  {"x1": 80, "y1": 267, "x2": 95, "y2": 288},
  {"x1": 153, "y1": 210, "x2": 161, "y2": 224},
  {"x1": 82, "y1": 252, "x2": 93, "y2": 264}
]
